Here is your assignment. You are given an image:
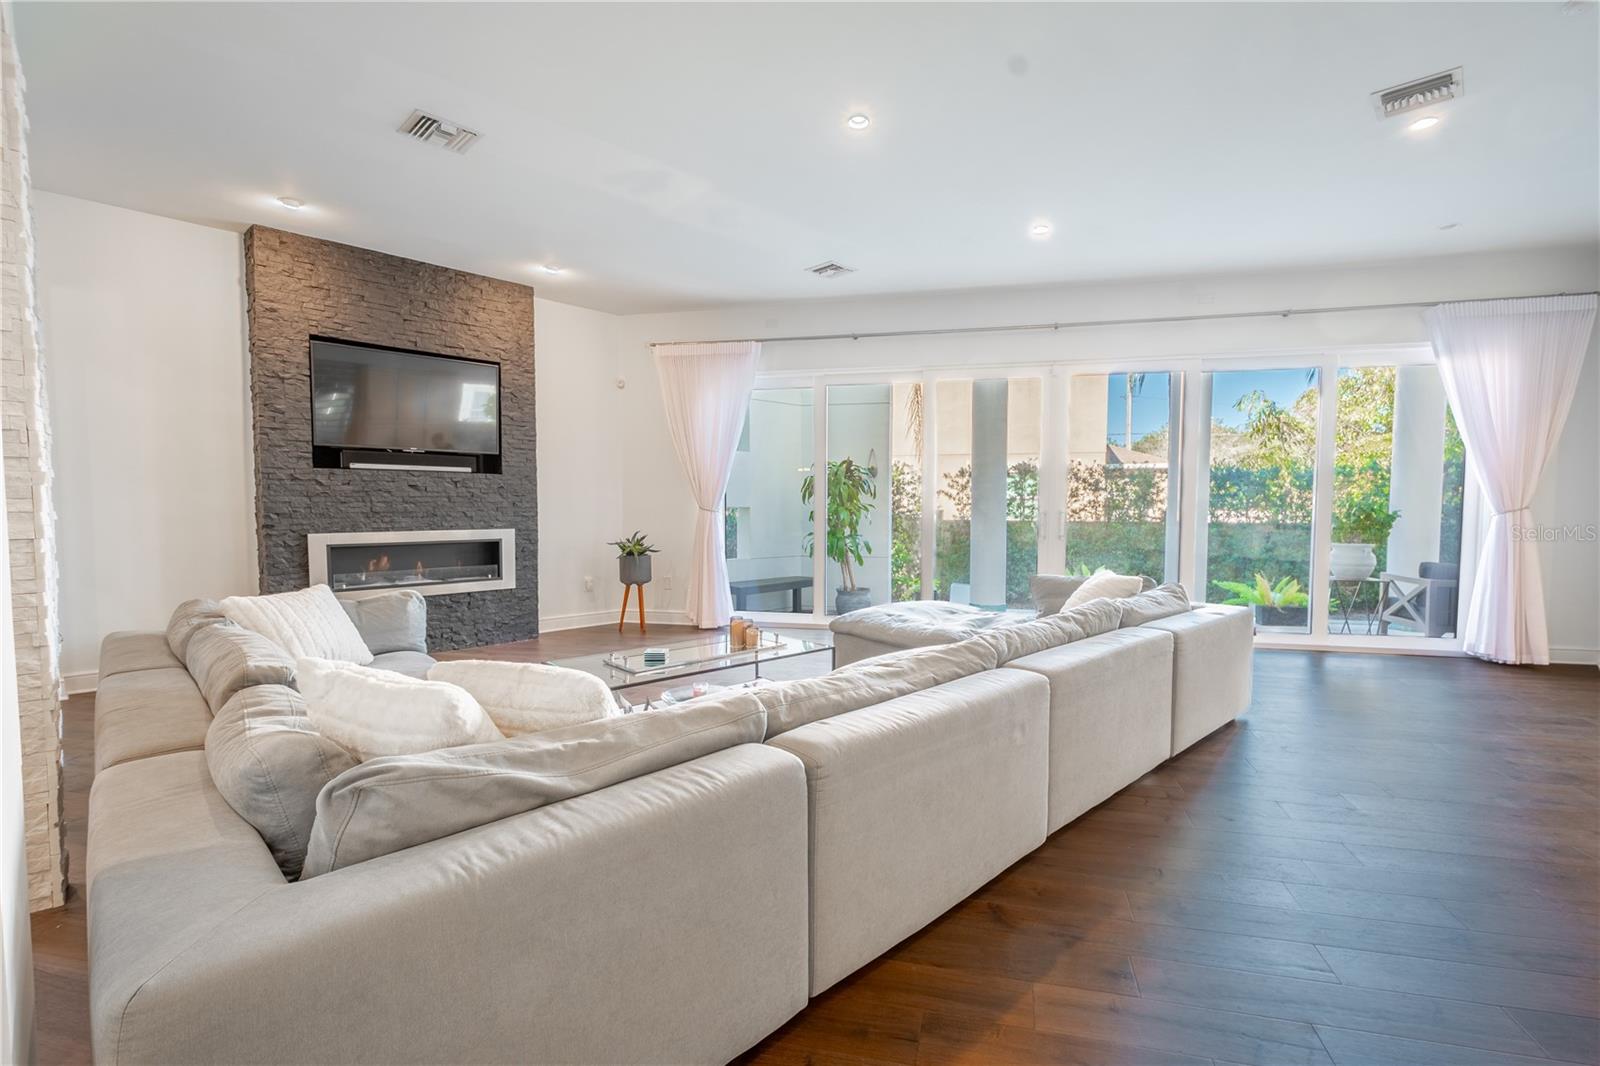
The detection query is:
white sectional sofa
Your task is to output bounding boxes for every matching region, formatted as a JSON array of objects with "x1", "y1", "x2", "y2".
[{"x1": 85, "y1": 583, "x2": 1253, "y2": 1064}]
